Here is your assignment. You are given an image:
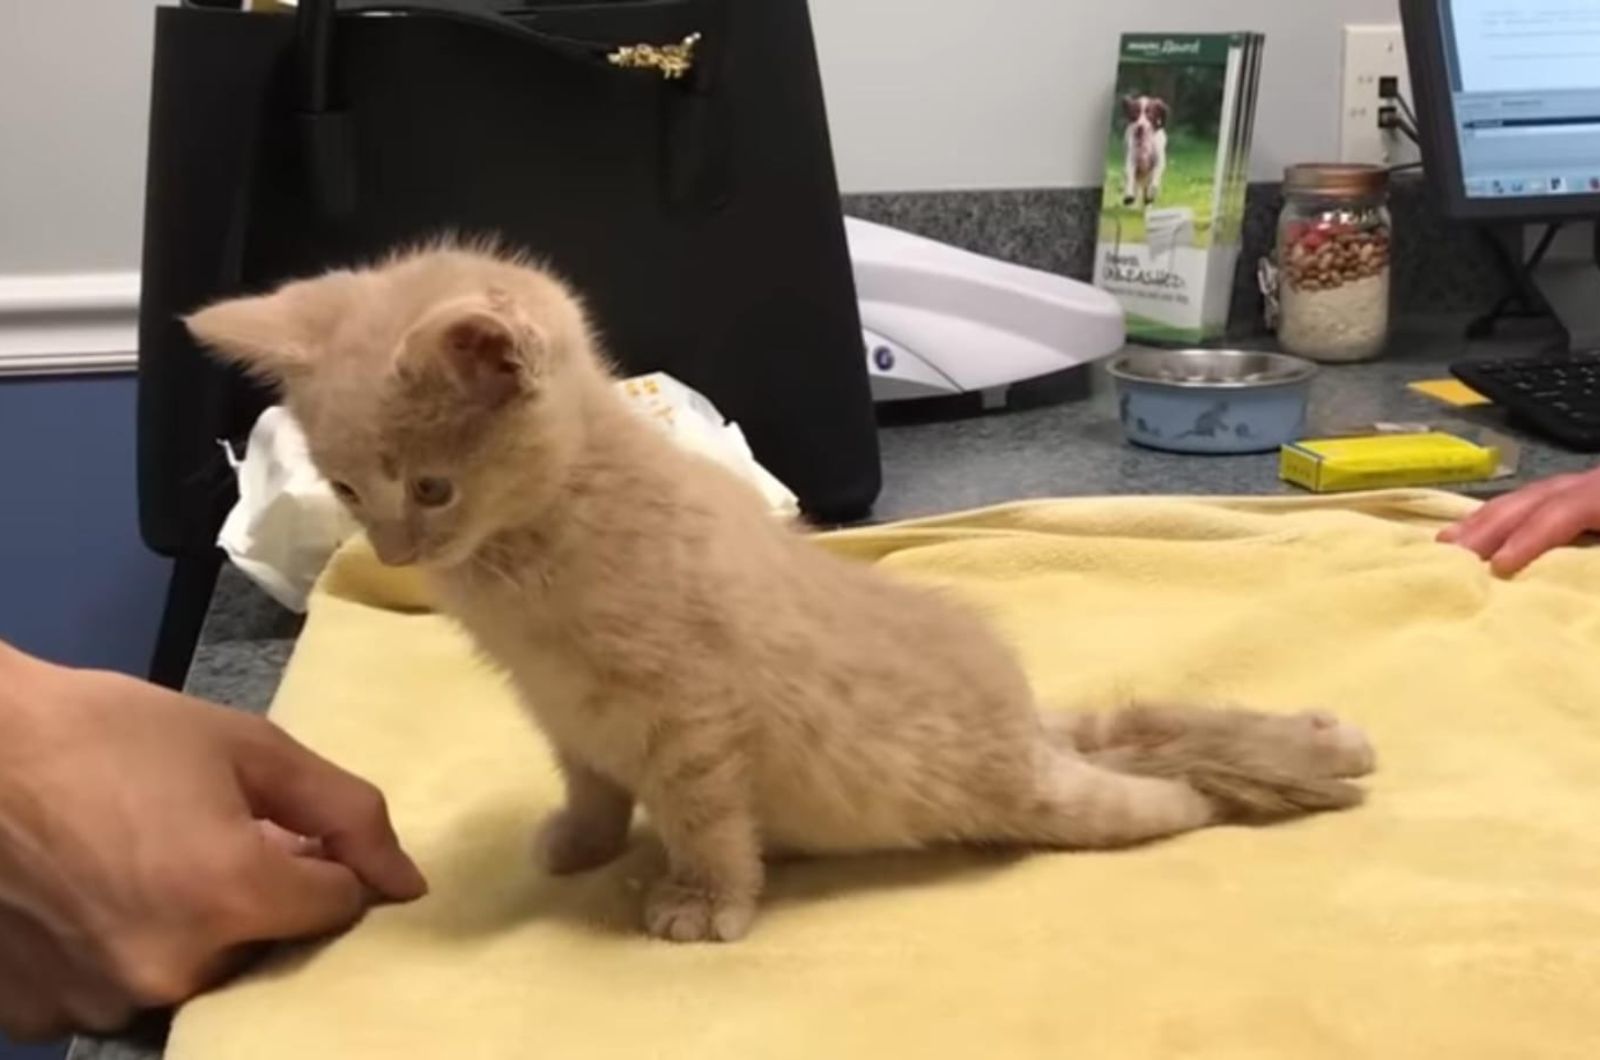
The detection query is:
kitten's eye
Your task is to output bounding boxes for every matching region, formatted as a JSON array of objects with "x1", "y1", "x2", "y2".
[
  {"x1": 331, "y1": 481, "x2": 360, "y2": 505},
  {"x1": 410, "y1": 476, "x2": 455, "y2": 508}
]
